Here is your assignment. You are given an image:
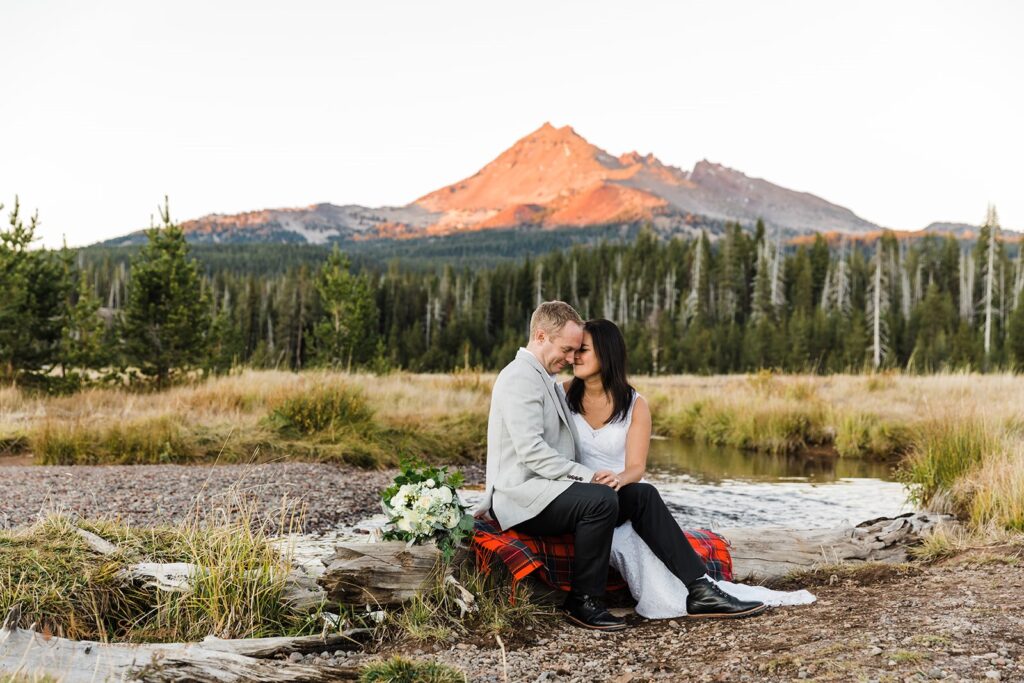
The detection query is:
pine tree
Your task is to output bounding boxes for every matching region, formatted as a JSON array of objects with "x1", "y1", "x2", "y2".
[
  {"x1": 121, "y1": 198, "x2": 210, "y2": 386},
  {"x1": 312, "y1": 247, "x2": 379, "y2": 368},
  {"x1": 0, "y1": 198, "x2": 73, "y2": 384},
  {"x1": 60, "y1": 274, "x2": 109, "y2": 375}
]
